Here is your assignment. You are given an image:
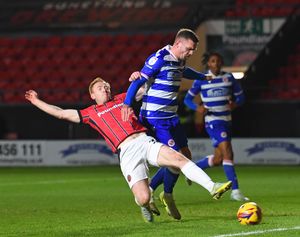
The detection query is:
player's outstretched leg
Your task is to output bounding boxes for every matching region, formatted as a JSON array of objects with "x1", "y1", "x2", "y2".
[
  {"x1": 210, "y1": 181, "x2": 232, "y2": 200},
  {"x1": 186, "y1": 155, "x2": 214, "y2": 186}
]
